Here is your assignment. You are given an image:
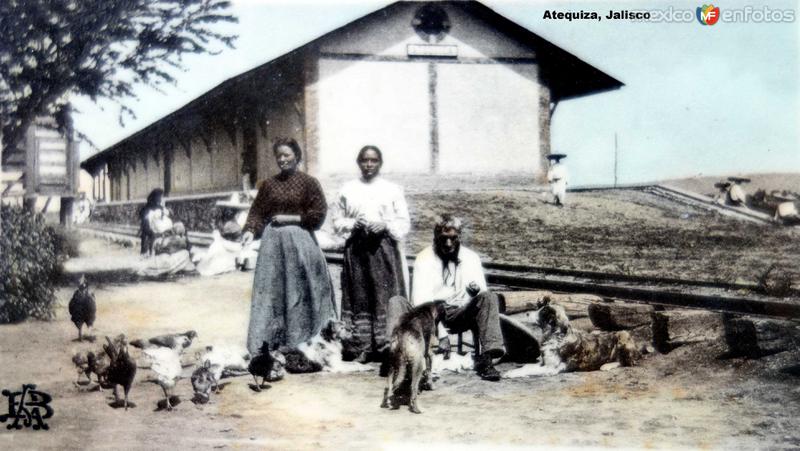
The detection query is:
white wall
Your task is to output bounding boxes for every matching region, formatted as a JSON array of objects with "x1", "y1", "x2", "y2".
[
  {"x1": 317, "y1": 58, "x2": 431, "y2": 175},
  {"x1": 437, "y1": 63, "x2": 540, "y2": 174}
]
